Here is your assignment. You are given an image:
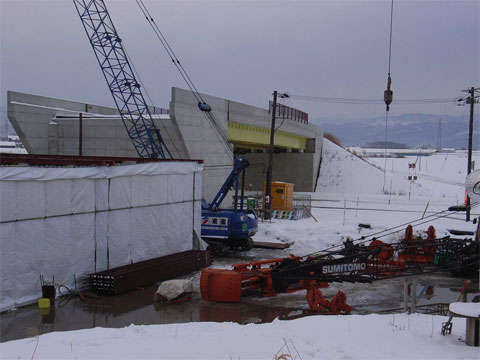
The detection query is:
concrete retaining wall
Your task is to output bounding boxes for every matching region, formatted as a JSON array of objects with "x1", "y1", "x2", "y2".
[{"x1": 7, "y1": 88, "x2": 324, "y2": 200}]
